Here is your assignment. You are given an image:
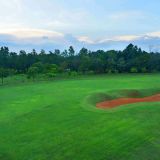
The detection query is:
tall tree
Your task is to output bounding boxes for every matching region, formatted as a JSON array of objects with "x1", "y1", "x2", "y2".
[{"x1": 68, "y1": 46, "x2": 75, "y2": 57}]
